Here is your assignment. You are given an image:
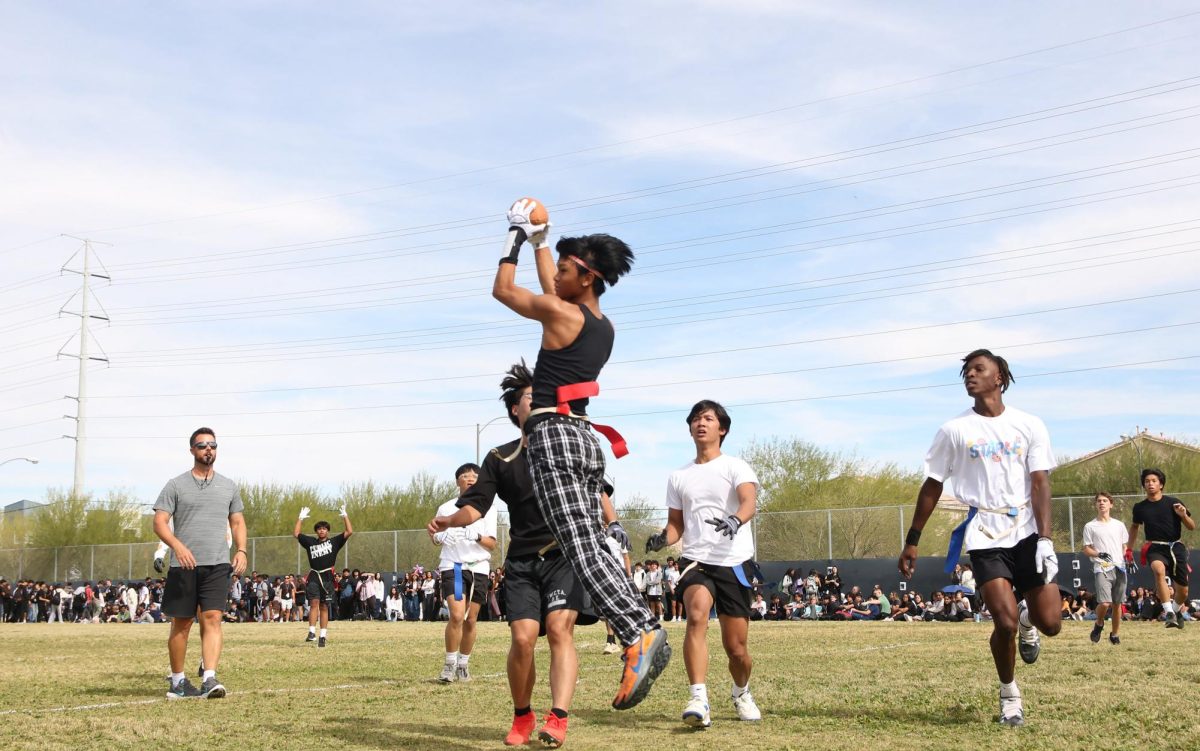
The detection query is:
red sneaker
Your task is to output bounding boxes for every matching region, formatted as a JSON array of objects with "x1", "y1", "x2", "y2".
[
  {"x1": 537, "y1": 713, "x2": 568, "y2": 748},
  {"x1": 504, "y1": 711, "x2": 536, "y2": 746}
]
